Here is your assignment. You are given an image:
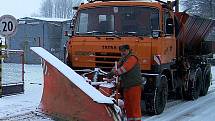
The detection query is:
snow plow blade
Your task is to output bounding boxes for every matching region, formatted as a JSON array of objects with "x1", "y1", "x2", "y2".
[{"x1": 31, "y1": 47, "x2": 119, "y2": 121}]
